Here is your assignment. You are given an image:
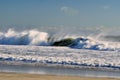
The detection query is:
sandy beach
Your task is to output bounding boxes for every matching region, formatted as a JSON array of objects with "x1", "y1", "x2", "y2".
[{"x1": 0, "y1": 72, "x2": 119, "y2": 80}]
